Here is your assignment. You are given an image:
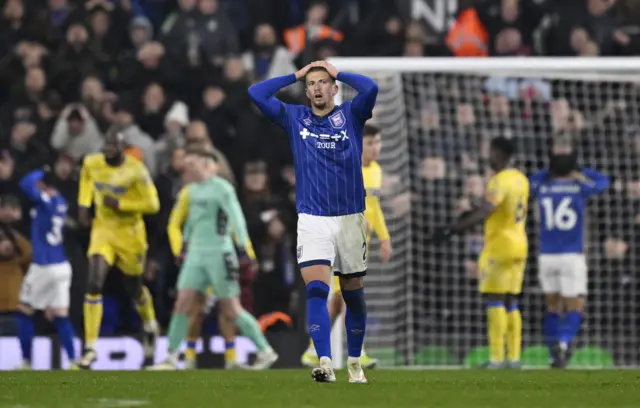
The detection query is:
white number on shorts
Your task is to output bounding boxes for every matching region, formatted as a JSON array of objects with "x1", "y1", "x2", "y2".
[
  {"x1": 541, "y1": 197, "x2": 577, "y2": 231},
  {"x1": 46, "y1": 216, "x2": 64, "y2": 245}
]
